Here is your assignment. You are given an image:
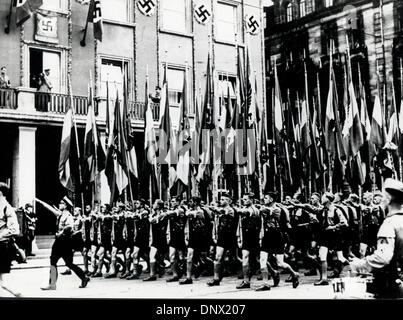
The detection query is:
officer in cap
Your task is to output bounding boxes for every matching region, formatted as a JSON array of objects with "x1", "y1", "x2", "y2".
[
  {"x1": 350, "y1": 178, "x2": 403, "y2": 298},
  {"x1": 35, "y1": 196, "x2": 90, "y2": 290},
  {"x1": 0, "y1": 182, "x2": 21, "y2": 297}
]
